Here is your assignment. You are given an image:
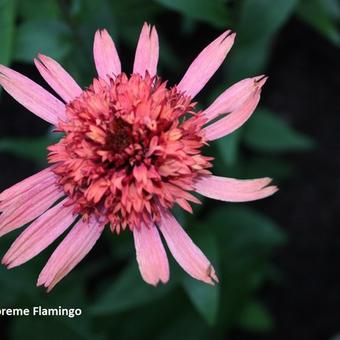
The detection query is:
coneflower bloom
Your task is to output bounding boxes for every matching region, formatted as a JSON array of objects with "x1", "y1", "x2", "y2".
[{"x1": 0, "y1": 23, "x2": 277, "y2": 291}]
